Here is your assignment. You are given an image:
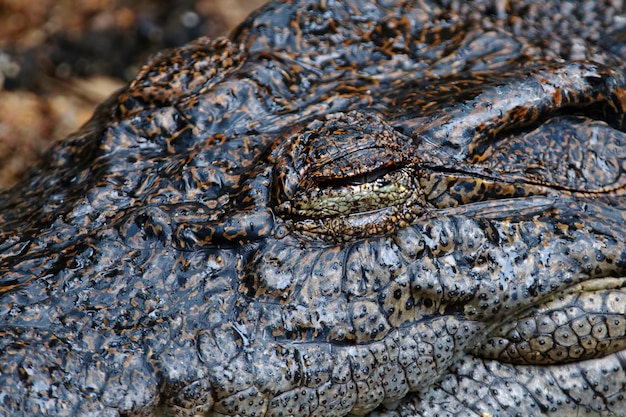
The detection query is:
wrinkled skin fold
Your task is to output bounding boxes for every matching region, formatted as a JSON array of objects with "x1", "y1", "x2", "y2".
[{"x1": 1, "y1": 1, "x2": 626, "y2": 416}]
